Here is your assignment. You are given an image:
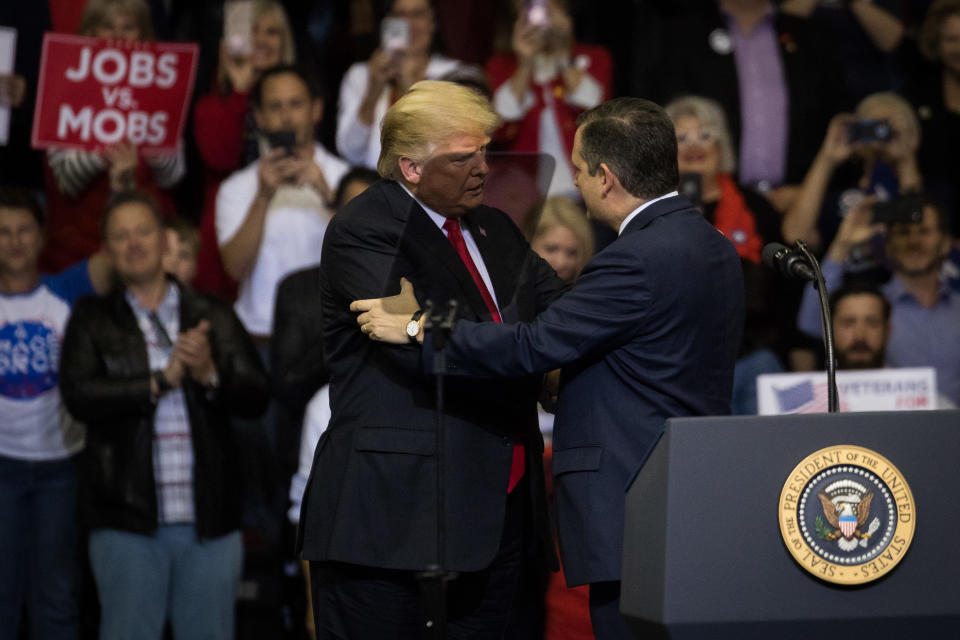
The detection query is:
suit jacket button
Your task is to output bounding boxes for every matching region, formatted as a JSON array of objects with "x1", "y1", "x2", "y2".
[
  {"x1": 447, "y1": 363, "x2": 456, "y2": 371},
  {"x1": 503, "y1": 437, "x2": 512, "y2": 447}
]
